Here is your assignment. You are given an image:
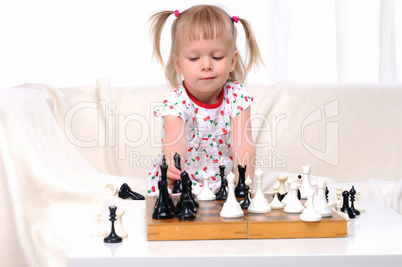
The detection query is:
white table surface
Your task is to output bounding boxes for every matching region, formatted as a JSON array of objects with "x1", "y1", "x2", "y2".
[{"x1": 68, "y1": 198, "x2": 402, "y2": 267}]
